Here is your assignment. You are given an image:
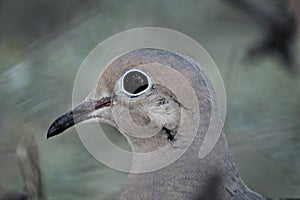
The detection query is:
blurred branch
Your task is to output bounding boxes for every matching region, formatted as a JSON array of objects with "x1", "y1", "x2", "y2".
[
  {"x1": 224, "y1": 0, "x2": 298, "y2": 71},
  {"x1": 17, "y1": 135, "x2": 46, "y2": 200},
  {"x1": 0, "y1": 135, "x2": 46, "y2": 200}
]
